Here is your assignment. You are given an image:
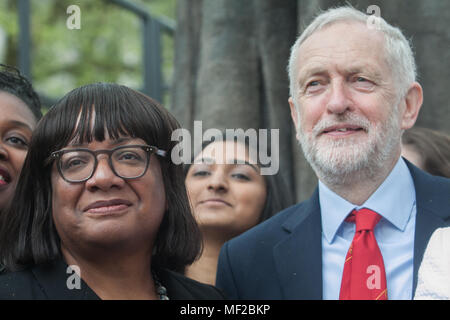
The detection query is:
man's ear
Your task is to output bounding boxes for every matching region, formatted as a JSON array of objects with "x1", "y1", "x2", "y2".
[
  {"x1": 289, "y1": 97, "x2": 300, "y2": 136},
  {"x1": 400, "y1": 82, "x2": 423, "y2": 130}
]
